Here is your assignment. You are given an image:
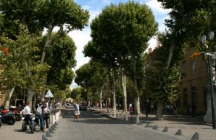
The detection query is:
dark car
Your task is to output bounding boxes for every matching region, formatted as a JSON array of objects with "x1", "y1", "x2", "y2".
[{"x1": 80, "y1": 105, "x2": 87, "y2": 111}]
